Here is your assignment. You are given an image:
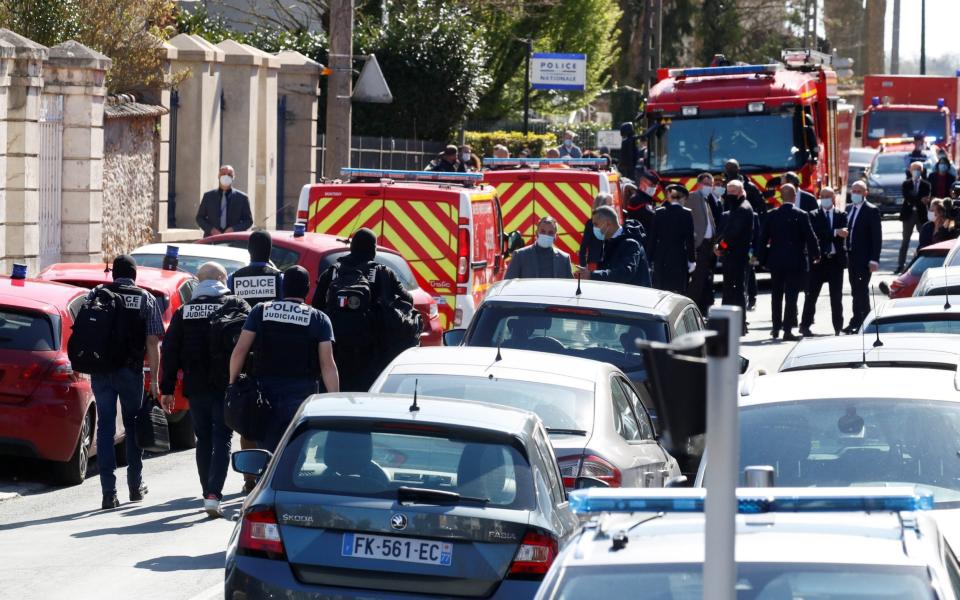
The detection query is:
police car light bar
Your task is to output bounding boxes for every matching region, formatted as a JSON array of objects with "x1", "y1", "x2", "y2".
[
  {"x1": 667, "y1": 64, "x2": 779, "y2": 78},
  {"x1": 482, "y1": 158, "x2": 607, "y2": 168},
  {"x1": 569, "y1": 487, "x2": 934, "y2": 515},
  {"x1": 341, "y1": 168, "x2": 483, "y2": 185}
]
